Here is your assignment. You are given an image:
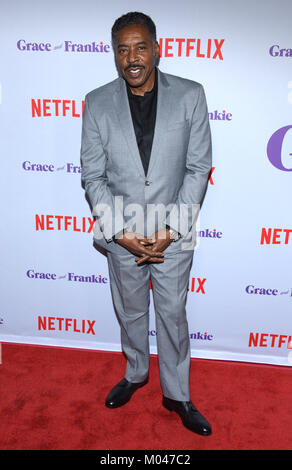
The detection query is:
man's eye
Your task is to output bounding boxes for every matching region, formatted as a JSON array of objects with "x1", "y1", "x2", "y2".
[{"x1": 119, "y1": 49, "x2": 127, "y2": 54}]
